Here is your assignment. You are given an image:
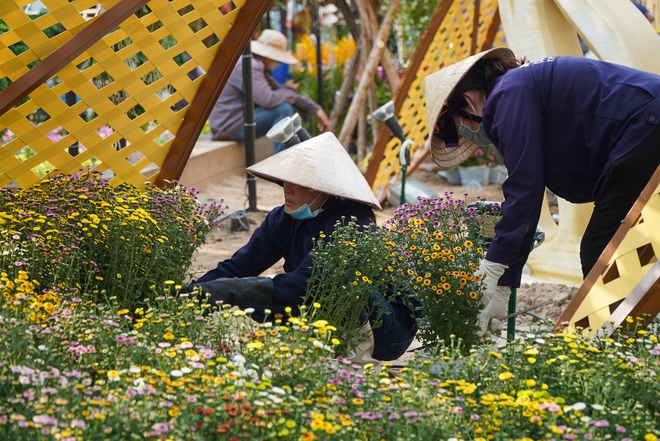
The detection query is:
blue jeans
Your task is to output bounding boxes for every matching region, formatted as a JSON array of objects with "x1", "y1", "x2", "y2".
[
  {"x1": 231, "y1": 103, "x2": 295, "y2": 153},
  {"x1": 248, "y1": 293, "x2": 418, "y2": 362}
]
